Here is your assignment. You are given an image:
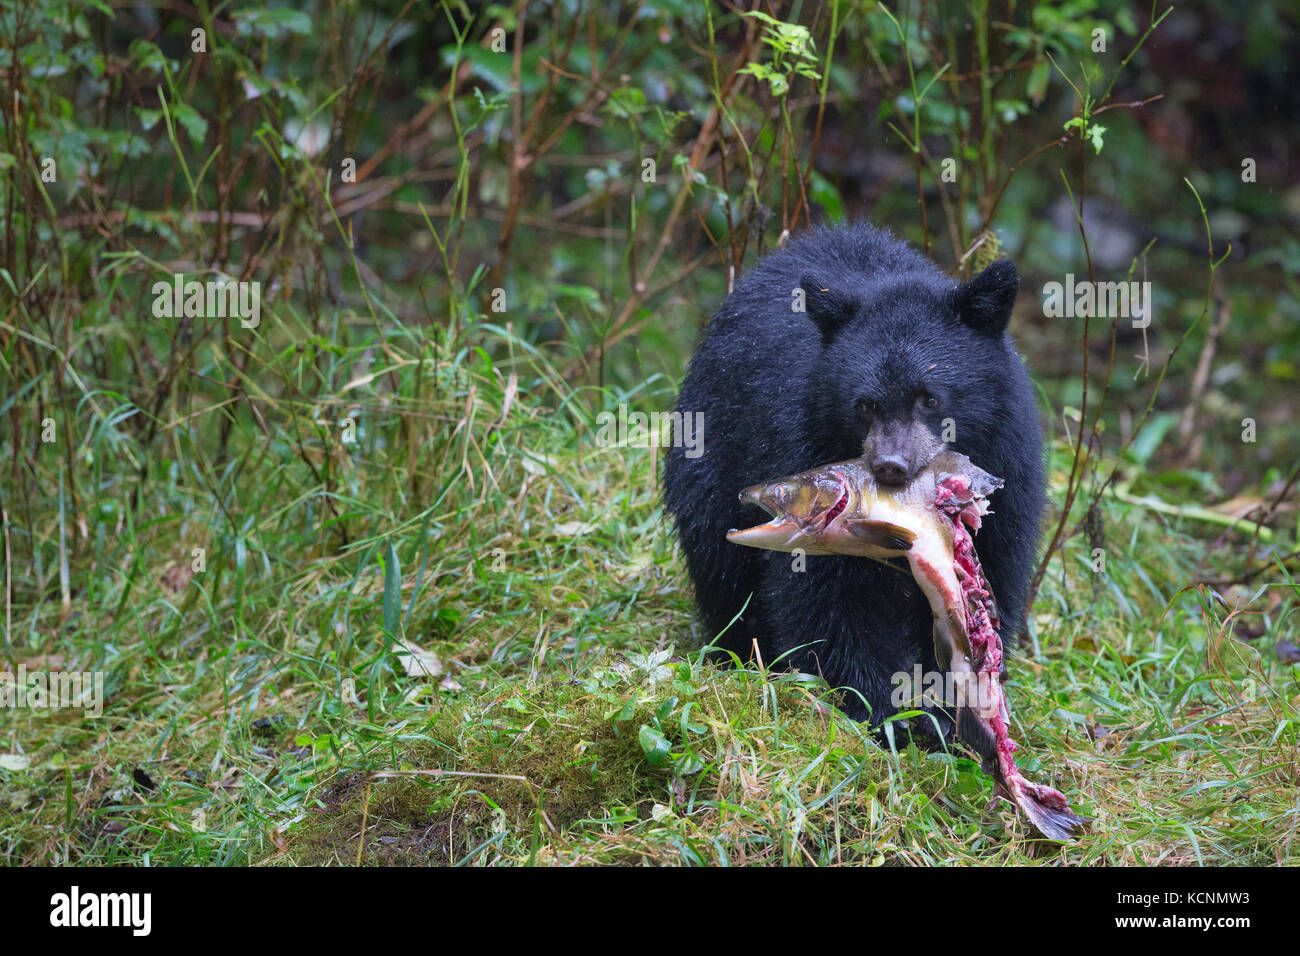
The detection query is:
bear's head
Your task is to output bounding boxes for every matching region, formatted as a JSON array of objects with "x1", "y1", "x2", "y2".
[{"x1": 799, "y1": 259, "x2": 1020, "y2": 485}]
